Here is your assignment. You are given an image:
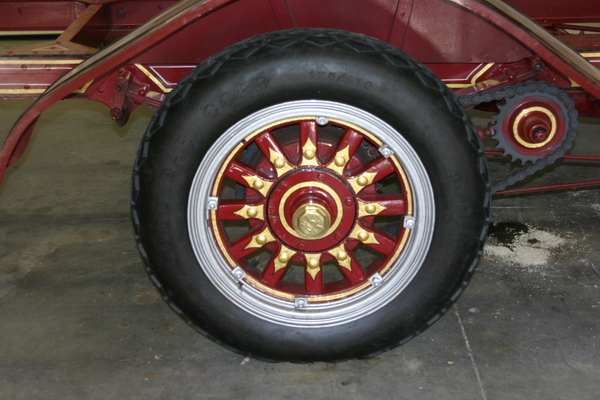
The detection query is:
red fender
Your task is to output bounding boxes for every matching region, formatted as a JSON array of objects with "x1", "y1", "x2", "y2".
[{"x1": 0, "y1": 0, "x2": 236, "y2": 183}]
